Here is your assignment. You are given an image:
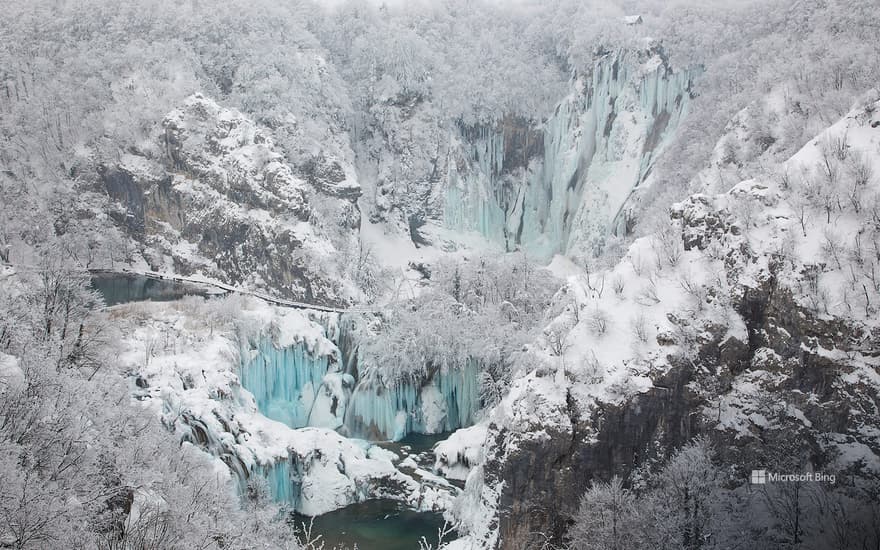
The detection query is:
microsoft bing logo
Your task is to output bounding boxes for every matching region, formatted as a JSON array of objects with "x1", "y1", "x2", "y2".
[{"x1": 748, "y1": 469, "x2": 836, "y2": 485}]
